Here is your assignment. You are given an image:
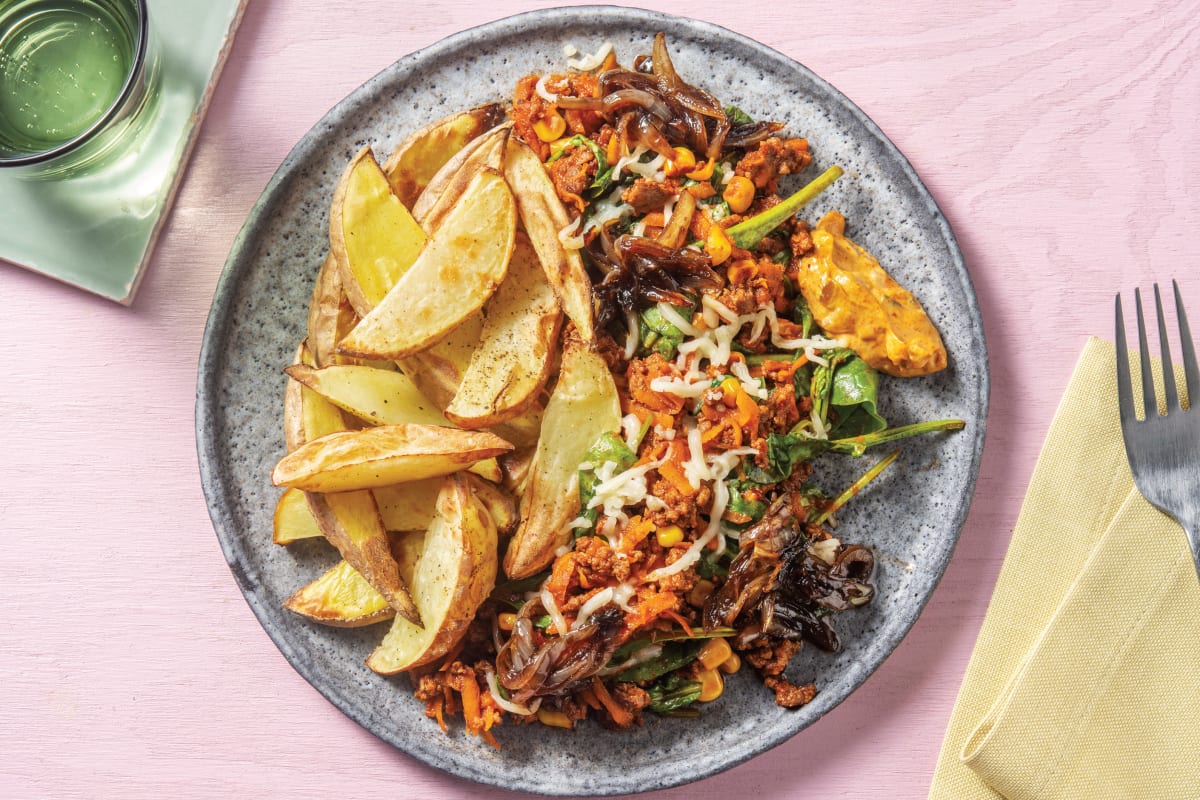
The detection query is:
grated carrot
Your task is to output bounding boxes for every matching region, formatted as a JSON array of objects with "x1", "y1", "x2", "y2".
[
  {"x1": 591, "y1": 676, "x2": 634, "y2": 727},
  {"x1": 664, "y1": 609, "x2": 695, "y2": 638}
]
